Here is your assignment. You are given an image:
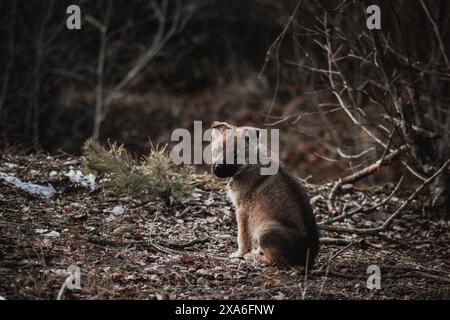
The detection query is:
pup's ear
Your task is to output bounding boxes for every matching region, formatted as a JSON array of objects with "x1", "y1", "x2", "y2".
[{"x1": 211, "y1": 121, "x2": 233, "y2": 131}]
